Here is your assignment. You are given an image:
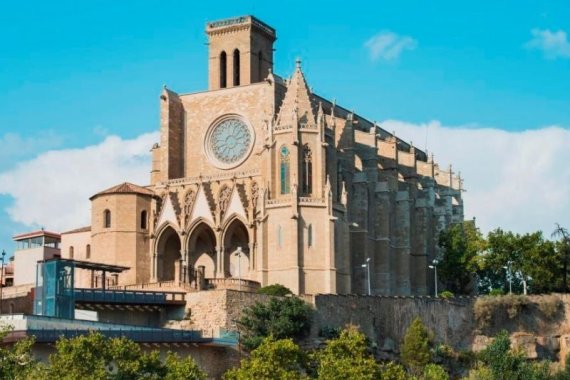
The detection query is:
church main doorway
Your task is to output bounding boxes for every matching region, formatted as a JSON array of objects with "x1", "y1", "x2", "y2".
[
  {"x1": 156, "y1": 226, "x2": 181, "y2": 281},
  {"x1": 187, "y1": 223, "x2": 217, "y2": 279},
  {"x1": 223, "y1": 219, "x2": 250, "y2": 279}
]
